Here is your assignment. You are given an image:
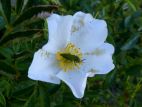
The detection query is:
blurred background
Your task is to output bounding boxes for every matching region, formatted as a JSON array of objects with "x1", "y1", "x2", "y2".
[{"x1": 0, "y1": 0, "x2": 142, "y2": 107}]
